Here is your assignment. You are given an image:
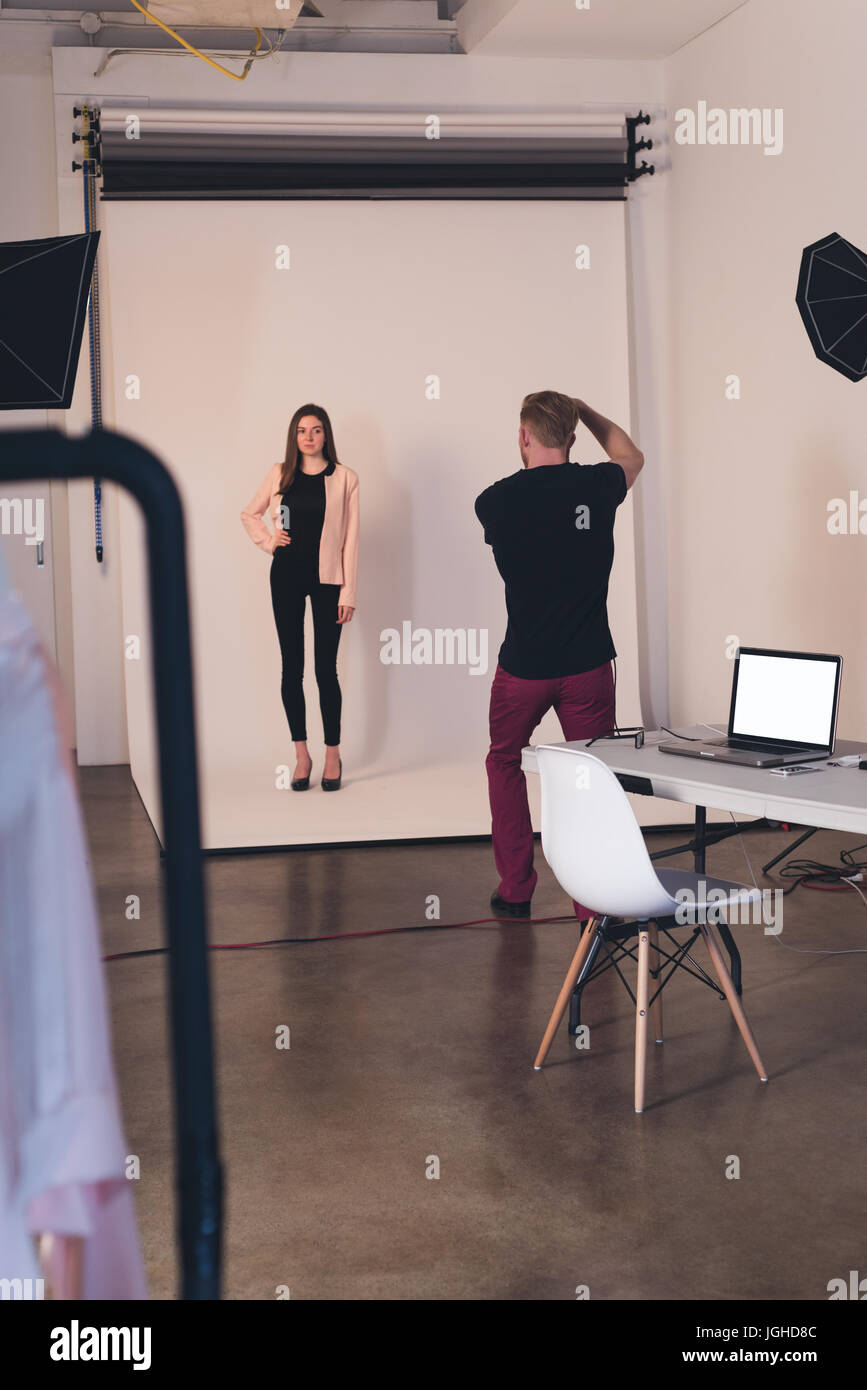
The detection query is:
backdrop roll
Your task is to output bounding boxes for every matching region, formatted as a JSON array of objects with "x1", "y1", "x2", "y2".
[{"x1": 104, "y1": 199, "x2": 645, "y2": 846}]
